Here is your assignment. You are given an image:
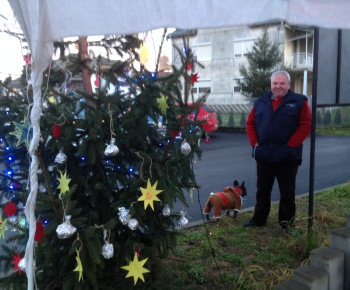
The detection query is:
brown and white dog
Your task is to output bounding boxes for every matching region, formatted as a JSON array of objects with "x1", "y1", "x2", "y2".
[{"x1": 203, "y1": 180, "x2": 247, "y2": 221}]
